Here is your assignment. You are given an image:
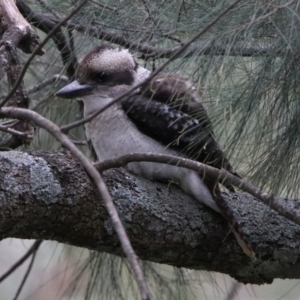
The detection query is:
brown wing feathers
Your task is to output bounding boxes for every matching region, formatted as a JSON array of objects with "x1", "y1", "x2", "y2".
[{"x1": 125, "y1": 73, "x2": 240, "y2": 189}]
